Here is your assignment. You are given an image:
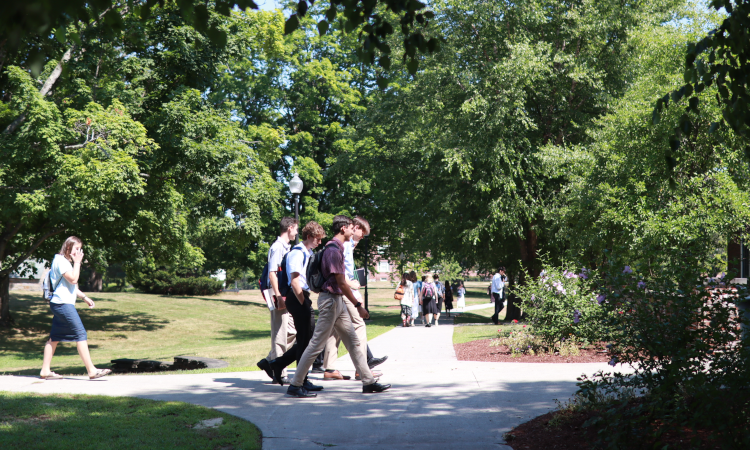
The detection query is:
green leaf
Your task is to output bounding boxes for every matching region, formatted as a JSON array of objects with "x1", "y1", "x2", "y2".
[
  {"x1": 406, "y1": 58, "x2": 419, "y2": 75},
  {"x1": 317, "y1": 20, "x2": 329, "y2": 36},
  {"x1": 379, "y1": 55, "x2": 391, "y2": 70},
  {"x1": 326, "y1": 6, "x2": 337, "y2": 22},
  {"x1": 708, "y1": 122, "x2": 720, "y2": 134},
  {"x1": 297, "y1": 1, "x2": 309, "y2": 17},
  {"x1": 285, "y1": 14, "x2": 300, "y2": 34},
  {"x1": 54, "y1": 23, "x2": 67, "y2": 44},
  {"x1": 207, "y1": 27, "x2": 227, "y2": 48},
  {"x1": 377, "y1": 76, "x2": 389, "y2": 89}
]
